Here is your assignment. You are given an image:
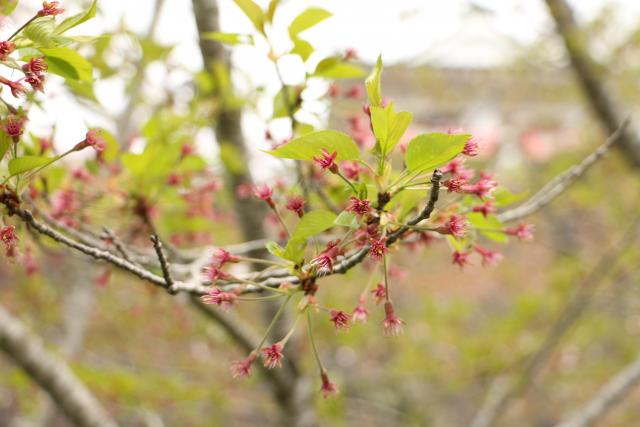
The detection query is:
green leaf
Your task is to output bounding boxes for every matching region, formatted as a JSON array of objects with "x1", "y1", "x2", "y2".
[
  {"x1": 313, "y1": 57, "x2": 365, "y2": 79},
  {"x1": 365, "y1": 55, "x2": 383, "y2": 107},
  {"x1": 0, "y1": 0, "x2": 18, "y2": 15},
  {"x1": 0, "y1": 132, "x2": 10, "y2": 161},
  {"x1": 272, "y1": 86, "x2": 298, "y2": 118},
  {"x1": 291, "y1": 37, "x2": 313, "y2": 61},
  {"x1": 493, "y1": 186, "x2": 528, "y2": 207},
  {"x1": 283, "y1": 237, "x2": 307, "y2": 264},
  {"x1": 266, "y1": 241, "x2": 285, "y2": 258},
  {"x1": 9, "y1": 156, "x2": 55, "y2": 176},
  {"x1": 266, "y1": 0, "x2": 279, "y2": 22},
  {"x1": 288, "y1": 8, "x2": 331, "y2": 37},
  {"x1": 404, "y1": 132, "x2": 470, "y2": 172},
  {"x1": 468, "y1": 212, "x2": 507, "y2": 243},
  {"x1": 334, "y1": 211, "x2": 358, "y2": 228},
  {"x1": 370, "y1": 102, "x2": 412, "y2": 156},
  {"x1": 55, "y1": 0, "x2": 97, "y2": 35},
  {"x1": 64, "y1": 79, "x2": 97, "y2": 101},
  {"x1": 267, "y1": 130, "x2": 359, "y2": 161},
  {"x1": 232, "y1": 0, "x2": 265, "y2": 34},
  {"x1": 203, "y1": 32, "x2": 253, "y2": 46},
  {"x1": 23, "y1": 17, "x2": 56, "y2": 48},
  {"x1": 40, "y1": 47, "x2": 93, "y2": 81},
  {"x1": 292, "y1": 210, "x2": 337, "y2": 240}
]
